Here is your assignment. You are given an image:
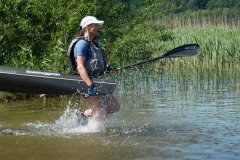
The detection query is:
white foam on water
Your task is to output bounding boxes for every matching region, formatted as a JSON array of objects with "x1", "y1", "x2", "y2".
[
  {"x1": 0, "y1": 97, "x2": 107, "y2": 136},
  {"x1": 25, "y1": 106, "x2": 106, "y2": 136},
  {"x1": 54, "y1": 107, "x2": 106, "y2": 134}
]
